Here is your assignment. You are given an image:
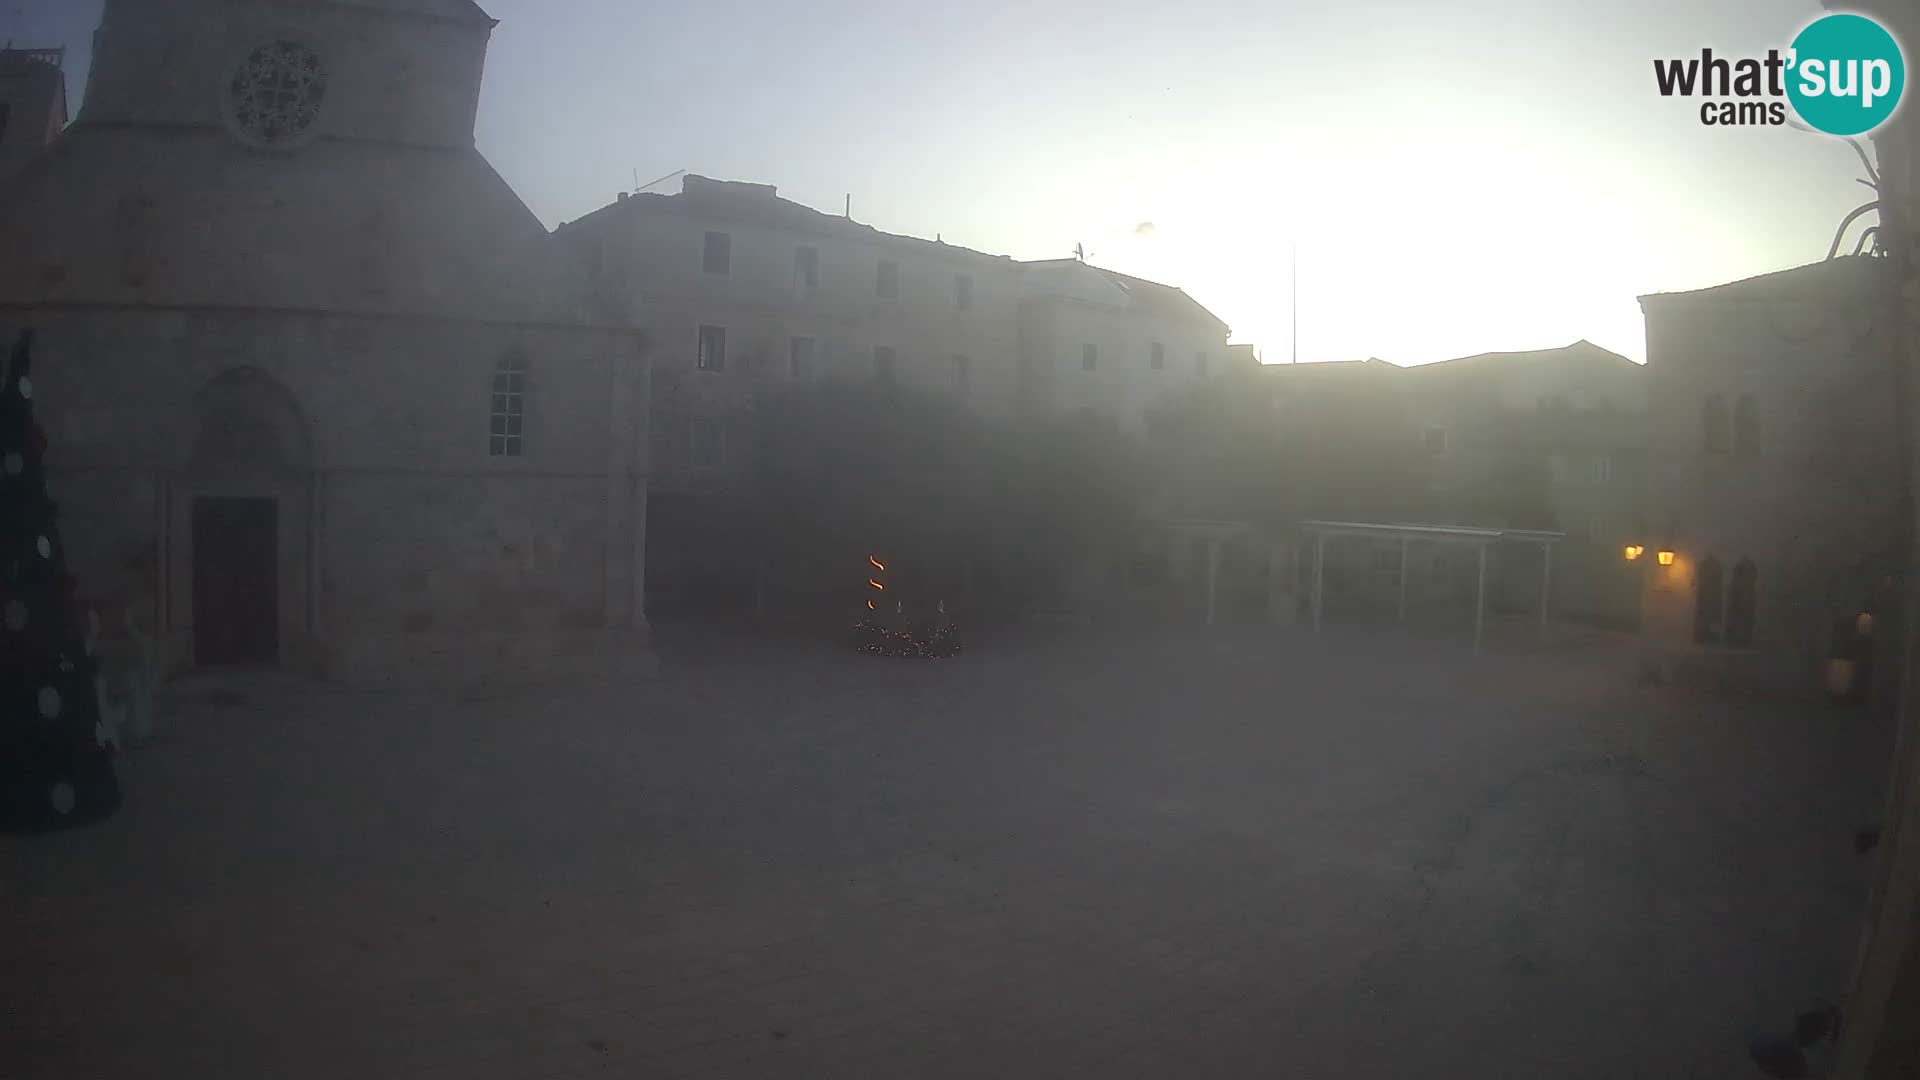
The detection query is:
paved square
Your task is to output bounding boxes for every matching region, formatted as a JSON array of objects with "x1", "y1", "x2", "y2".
[{"x1": 1, "y1": 624, "x2": 1890, "y2": 1078}]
